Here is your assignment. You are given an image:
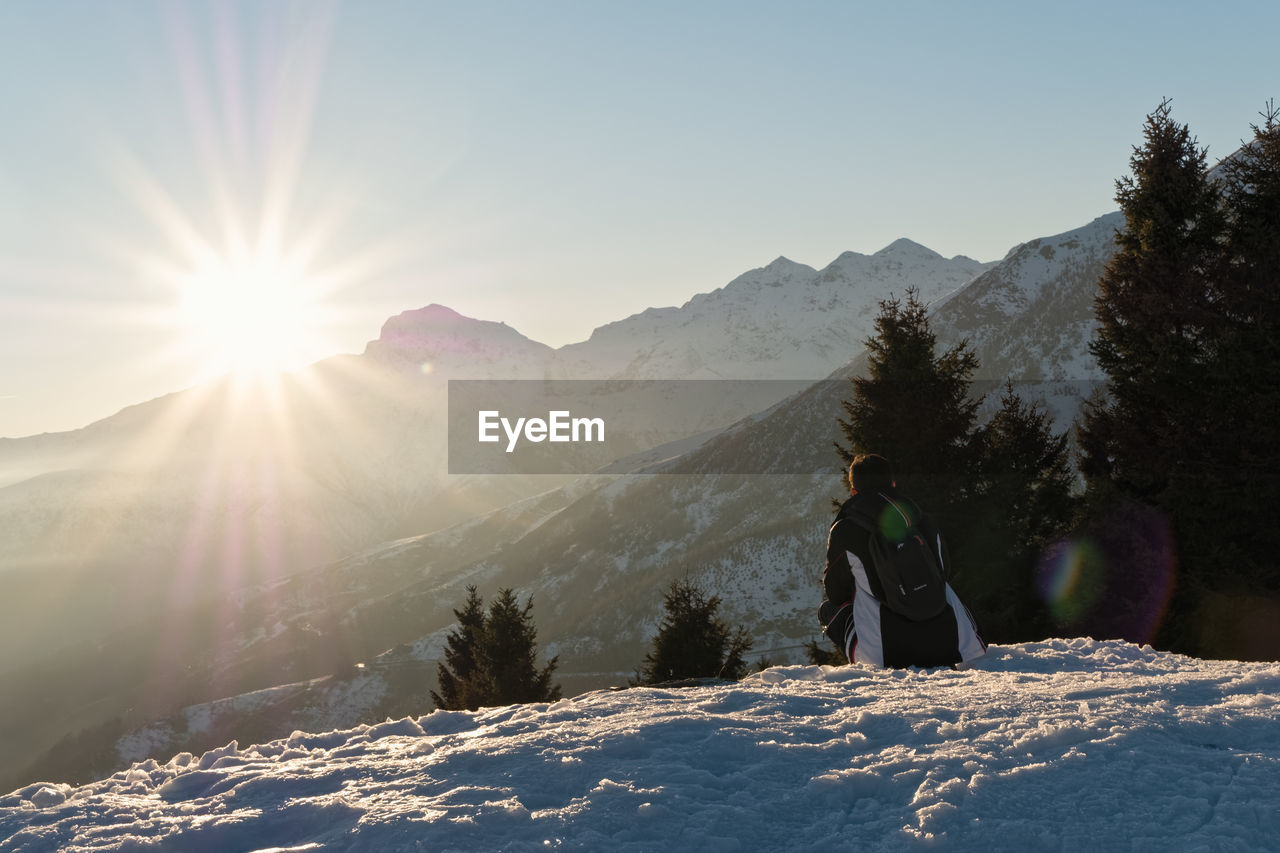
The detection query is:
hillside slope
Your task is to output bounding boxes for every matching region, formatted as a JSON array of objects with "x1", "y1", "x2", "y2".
[{"x1": 3, "y1": 640, "x2": 1277, "y2": 852}]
